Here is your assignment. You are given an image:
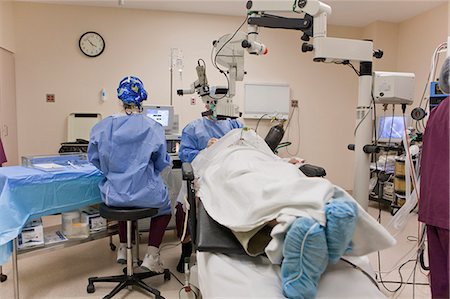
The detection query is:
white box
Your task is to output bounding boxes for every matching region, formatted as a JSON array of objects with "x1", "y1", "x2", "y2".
[
  {"x1": 18, "y1": 218, "x2": 44, "y2": 249},
  {"x1": 373, "y1": 72, "x2": 415, "y2": 105},
  {"x1": 81, "y1": 207, "x2": 107, "y2": 233}
]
